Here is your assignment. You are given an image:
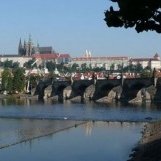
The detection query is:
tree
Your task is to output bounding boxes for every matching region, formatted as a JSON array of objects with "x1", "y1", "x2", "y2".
[
  {"x1": 81, "y1": 63, "x2": 87, "y2": 72},
  {"x1": 110, "y1": 63, "x2": 115, "y2": 73},
  {"x1": 12, "y1": 68, "x2": 26, "y2": 93},
  {"x1": 71, "y1": 63, "x2": 79, "y2": 72},
  {"x1": 23, "y1": 59, "x2": 37, "y2": 68},
  {"x1": 3, "y1": 60, "x2": 13, "y2": 68},
  {"x1": 57, "y1": 62, "x2": 64, "y2": 72},
  {"x1": 12, "y1": 62, "x2": 20, "y2": 69},
  {"x1": 1, "y1": 68, "x2": 13, "y2": 93},
  {"x1": 140, "y1": 69, "x2": 152, "y2": 78},
  {"x1": 104, "y1": 0, "x2": 161, "y2": 33},
  {"x1": 135, "y1": 63, "x2": 143, "y2": 73},
  {"x1": 46, "y1": 61, "x2": 56, "y2": 71}
]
